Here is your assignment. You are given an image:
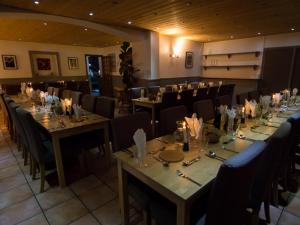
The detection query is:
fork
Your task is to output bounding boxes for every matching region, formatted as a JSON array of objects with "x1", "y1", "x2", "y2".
[{"x1": 176, "y1": 170, "x2": 202, "y2": 186}]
